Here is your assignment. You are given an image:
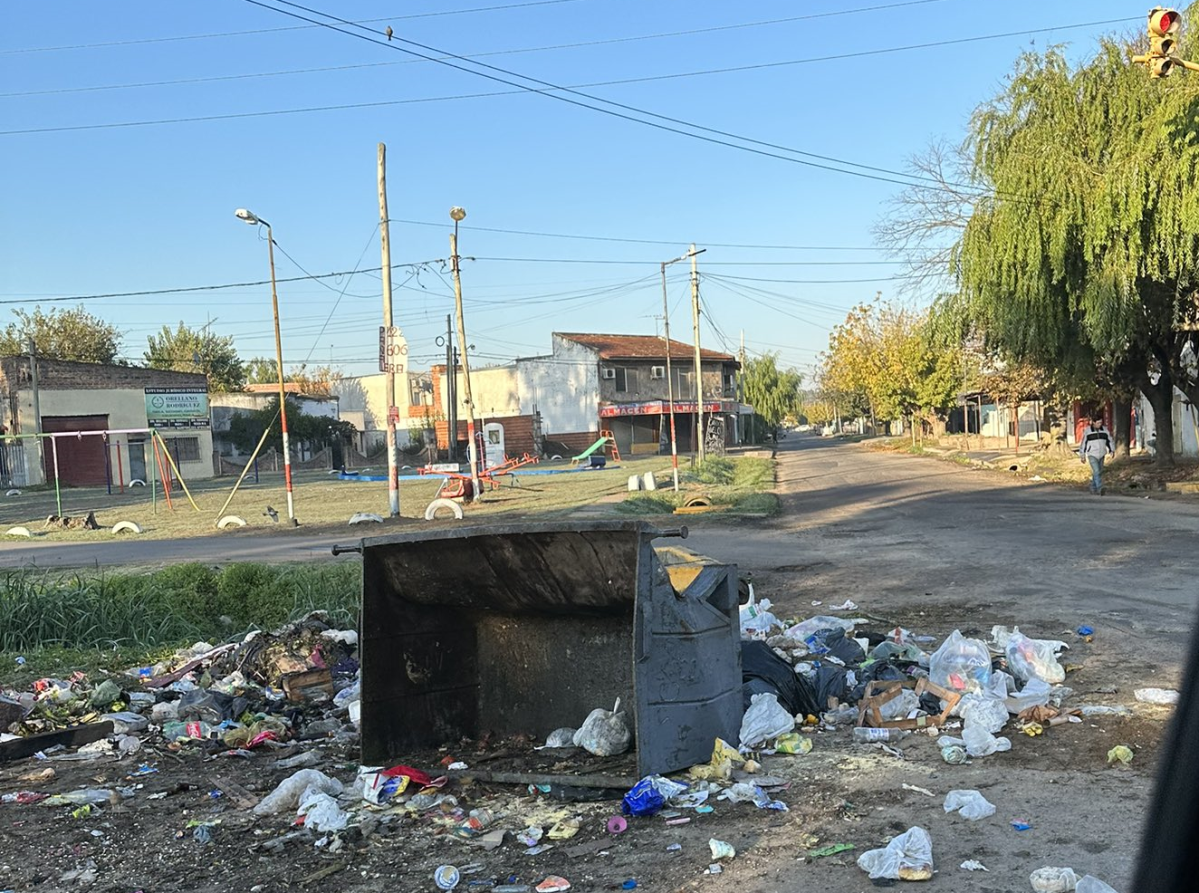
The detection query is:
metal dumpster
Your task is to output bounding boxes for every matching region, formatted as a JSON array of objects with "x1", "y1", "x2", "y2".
[{"x1": 357, "y1": 519, "x2": 742, "y2": 780}]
